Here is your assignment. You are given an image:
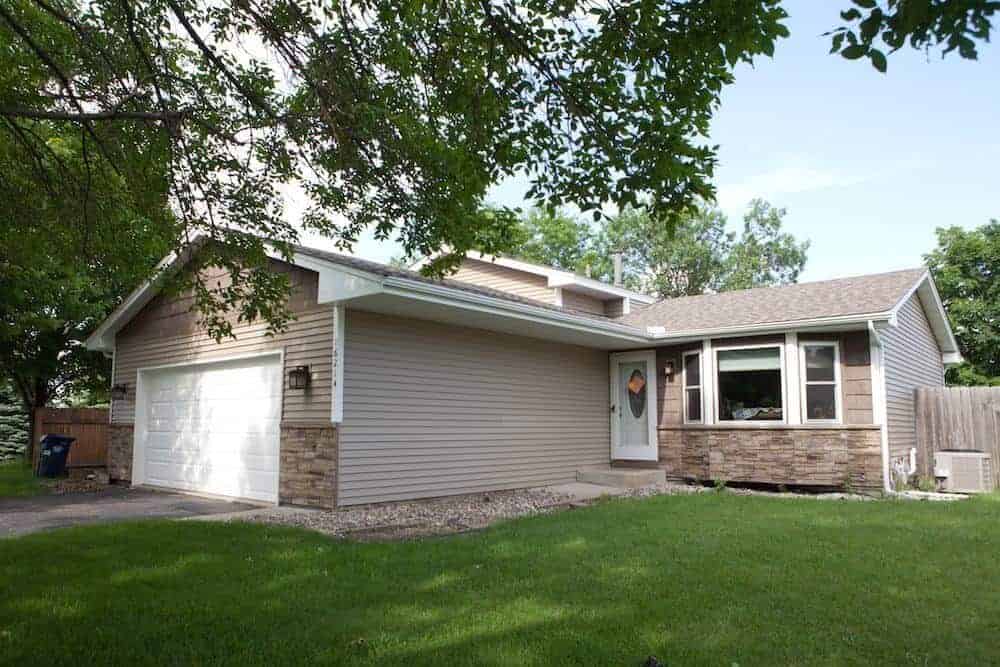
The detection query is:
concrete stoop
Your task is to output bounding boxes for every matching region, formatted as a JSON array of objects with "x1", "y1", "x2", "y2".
[{"x1": 576, "y1": 467, "x2": 665, "y2": 489}]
